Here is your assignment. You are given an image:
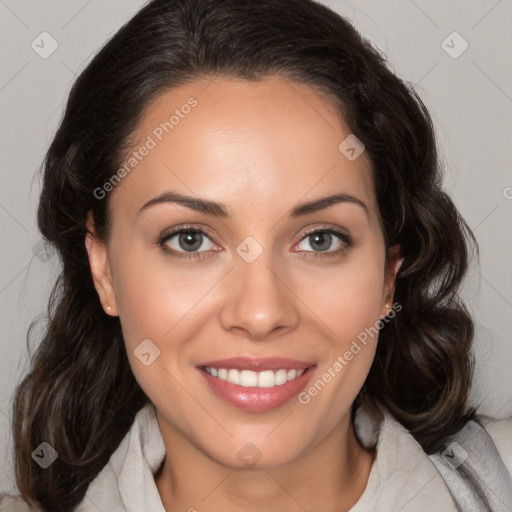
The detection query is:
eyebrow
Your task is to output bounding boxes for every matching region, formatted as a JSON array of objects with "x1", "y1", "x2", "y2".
[{"x1": 138, "y1": 191, "x2": 368, "y2": 218}]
